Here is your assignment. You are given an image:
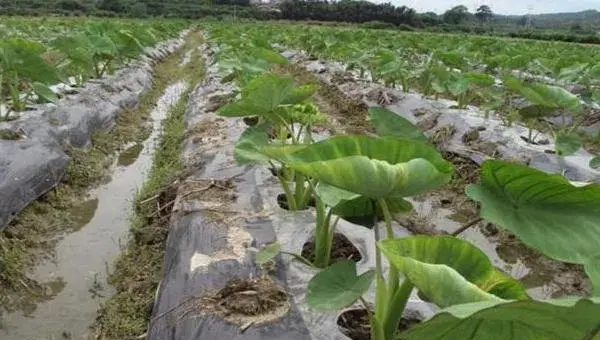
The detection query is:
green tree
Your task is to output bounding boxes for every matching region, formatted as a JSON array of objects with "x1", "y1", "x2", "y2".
[
  {"x1": 129, "y1": 2, "x2": 148, "y2": 17},
  {"x1": 475, "y1": 5, "x2": 493, "y2": 22},
  {"x1": 420, "y1": 11, "x2": 441, "y2": 26},
  {"x1": 99, "y1": 0, "x2": 131, "y2": 13},
  {"x1": 443, "y1": 5, "x2": 469, "y2": 25}
]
